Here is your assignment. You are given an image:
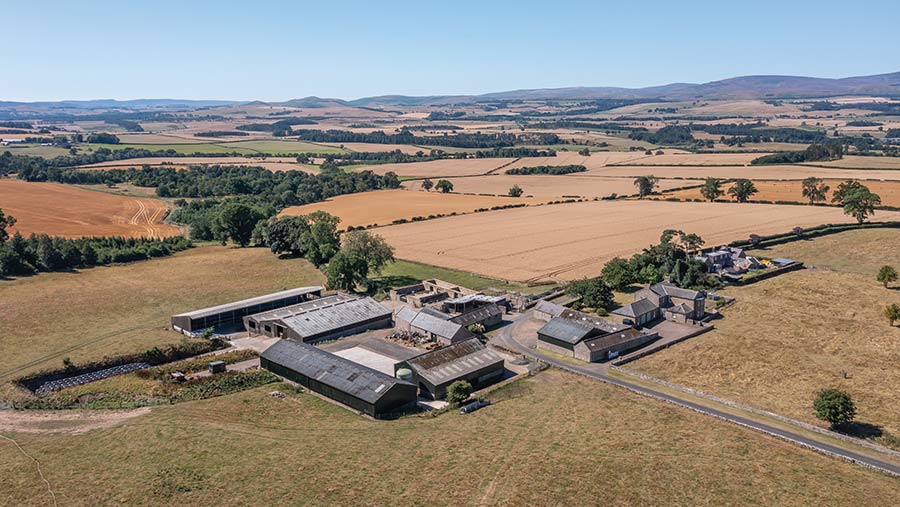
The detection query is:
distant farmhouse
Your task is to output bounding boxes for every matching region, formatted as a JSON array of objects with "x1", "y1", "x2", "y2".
[
  {"x1": 613, "y1": 282, "x2": 706, "y2": 325},
  {"x1": 537, "y1": 307, "x2": 658, "y2": 362}
]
